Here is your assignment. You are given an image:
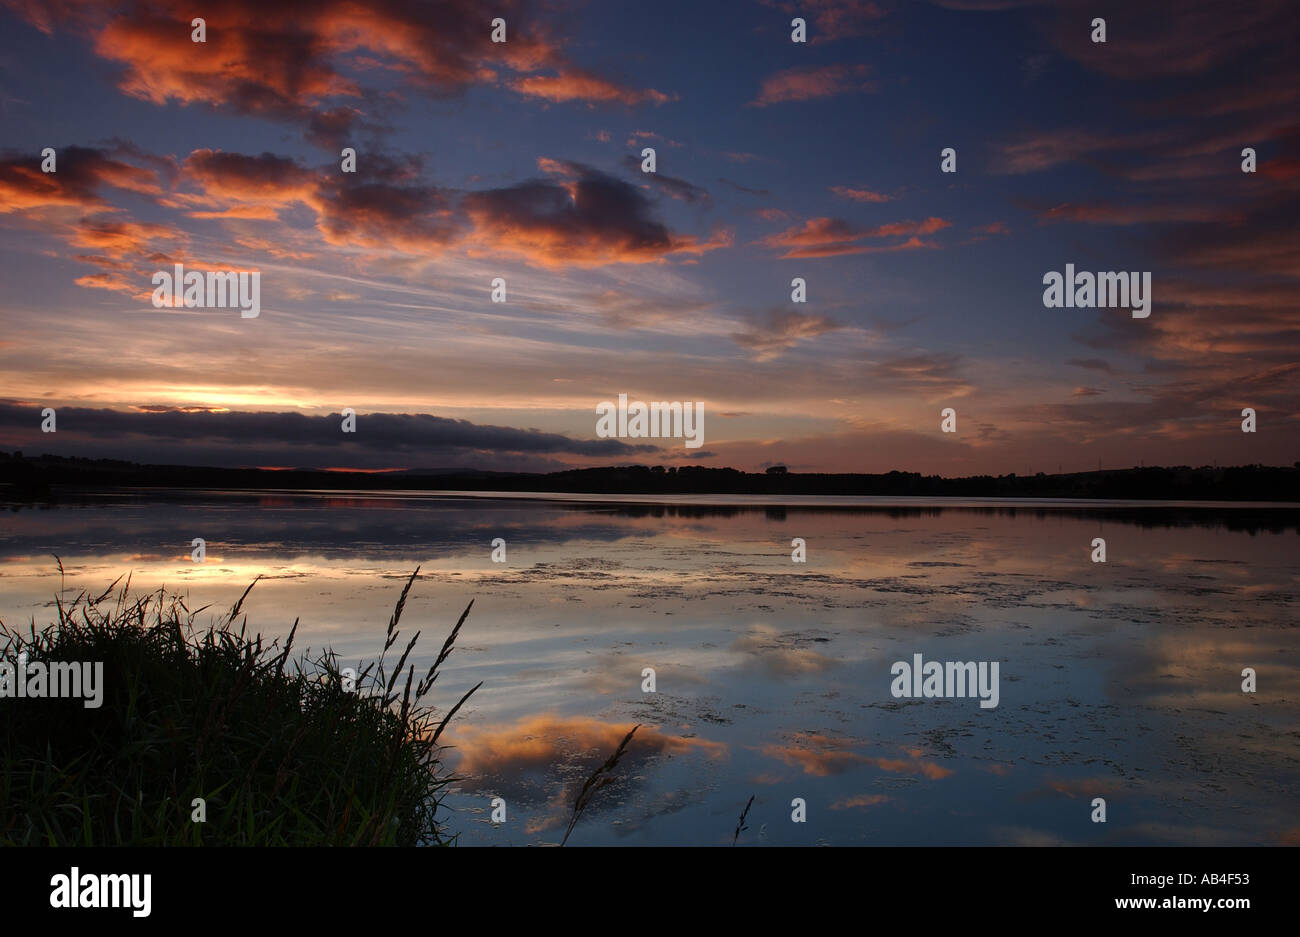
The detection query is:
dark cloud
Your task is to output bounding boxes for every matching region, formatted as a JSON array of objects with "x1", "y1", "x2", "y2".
[
  {"x1": 315, "y1": 179, "x2": 460, "y2": 251},
  {"x1": 0, "y1": 144, "x2": 164, "y2": 213},
  {"x1": 1067, "y1": 358, "x2": 1114, "y2": 374},
  {"x1": 0, "y1": 403, "x2": 658, "y2": 471},
  {"x1": 759, "y1": 0, "x2": 890, "y2": 41},
  {"x1": 462, "y1": 160, "x2": 729, "y2": 267},
  {"x1": 621, "y1": 155, "x2": 710, "y2": 203},
  {"x1": 718, "y1": 177, "x2": 773, "y2": 198}
]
